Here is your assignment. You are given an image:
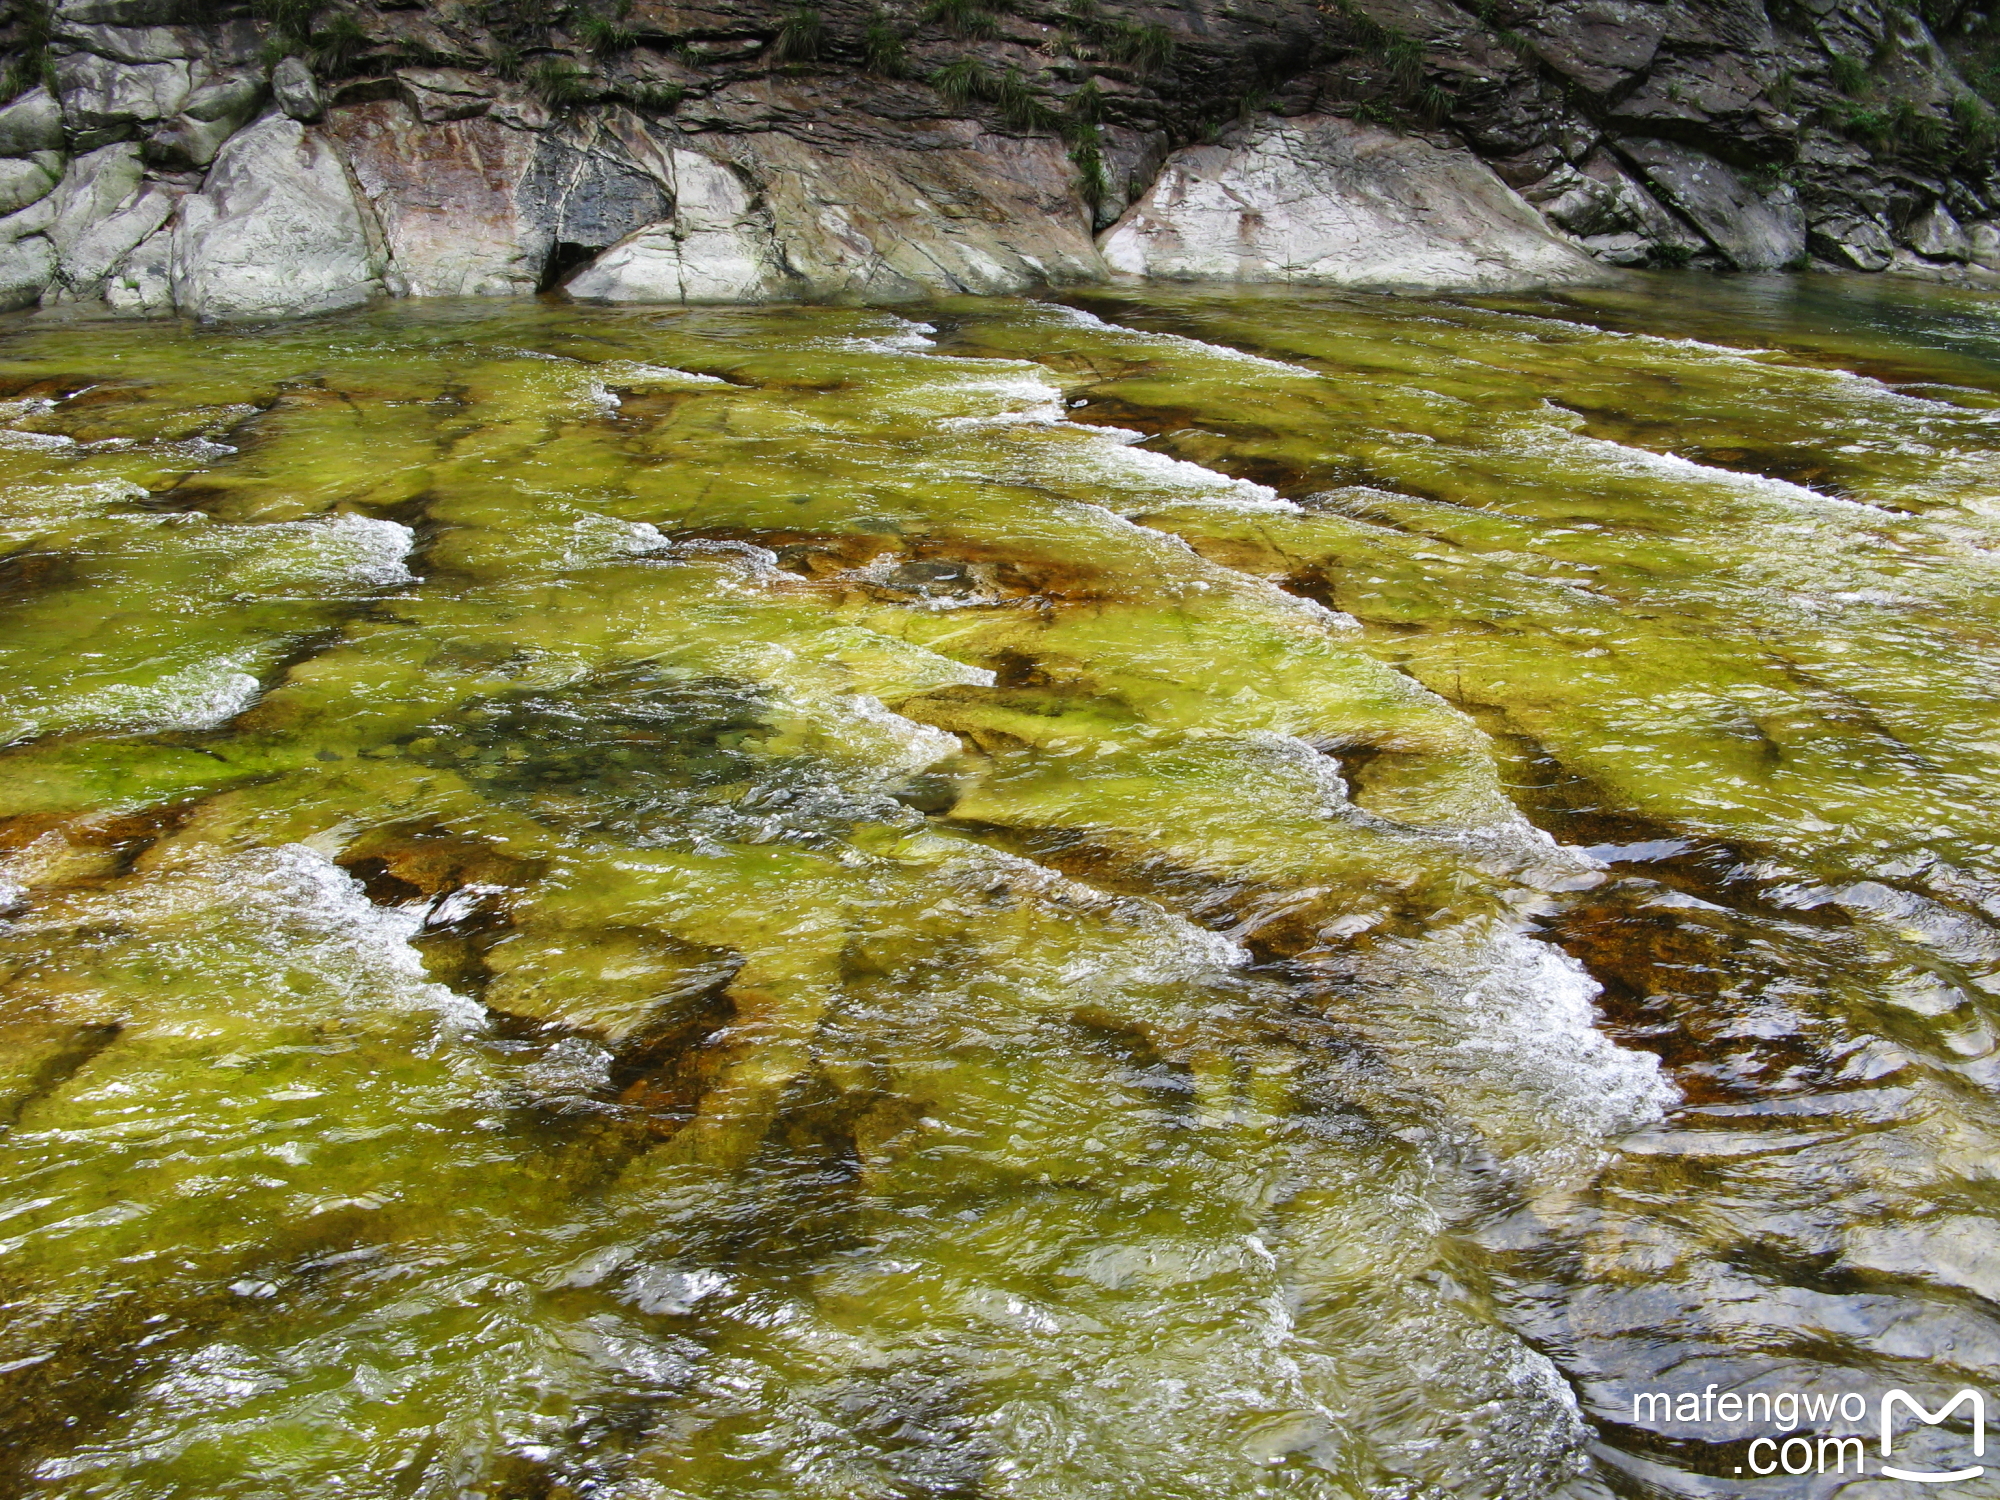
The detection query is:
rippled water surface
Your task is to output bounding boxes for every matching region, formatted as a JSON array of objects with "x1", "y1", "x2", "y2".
[{"x1": 1, "y1": 276, "x2": 1997, "y2": 1499}]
